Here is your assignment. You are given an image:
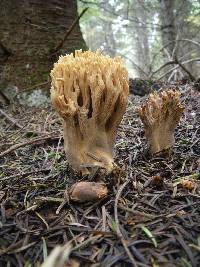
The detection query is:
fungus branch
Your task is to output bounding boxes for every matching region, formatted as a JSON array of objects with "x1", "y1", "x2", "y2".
[
  {"x1": 51, "y1": 50, "x2": 128, "y2": 174},
  {"x1": 138, "y1": 90, "x2": 184, "y2": 154}
]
